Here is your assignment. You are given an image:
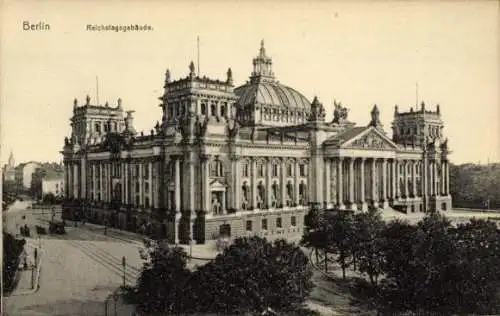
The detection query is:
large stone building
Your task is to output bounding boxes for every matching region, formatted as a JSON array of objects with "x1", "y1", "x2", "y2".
[{"x1": 61, "y1": 41, "x2": 452, "y2": 244}]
